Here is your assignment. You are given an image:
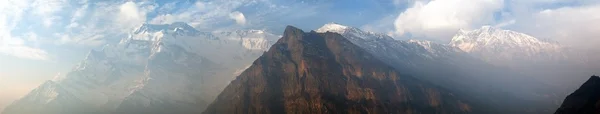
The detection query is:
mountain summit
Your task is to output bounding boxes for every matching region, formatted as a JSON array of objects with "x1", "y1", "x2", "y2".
[
  {"x1": 316, "y1": 22, "x2": 391, "y2": 40},
  {"x1": 203, "y1": 26, "x2": 478, "y2": 114},
  {"x1": 450, "y1": 26, "x2": 565, "y2": 66},
  {"x1": 450, "y1": 26, "x2": 561, "y2": 52}
]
